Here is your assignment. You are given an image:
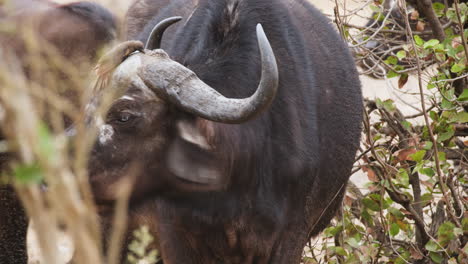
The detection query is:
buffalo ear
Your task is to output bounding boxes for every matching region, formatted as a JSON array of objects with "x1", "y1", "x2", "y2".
[{"x1": 166, "y1": 121, "x2": 225, "y2": 189}]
